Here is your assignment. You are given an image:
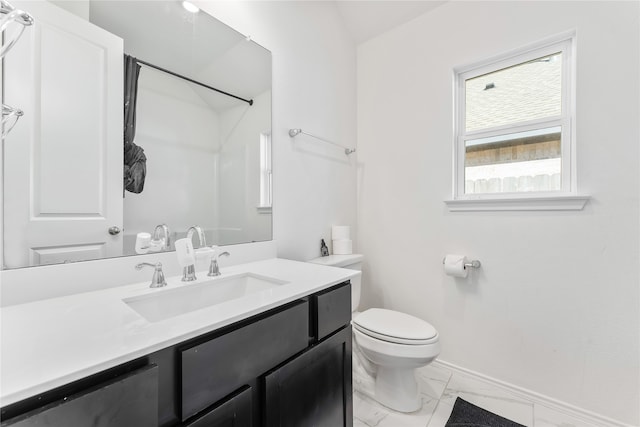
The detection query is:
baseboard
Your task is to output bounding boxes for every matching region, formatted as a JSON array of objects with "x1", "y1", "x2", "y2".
[{"x1": 433, "y1": 360, "x2": 636, "y2": 427}]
